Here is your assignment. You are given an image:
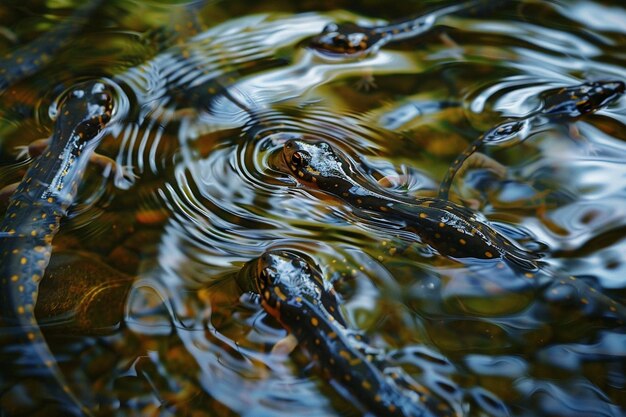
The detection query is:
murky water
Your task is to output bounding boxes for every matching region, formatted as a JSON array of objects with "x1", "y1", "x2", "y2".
[{"x1": 0, "y1": 0, "x2": 625, "y2": 416}]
